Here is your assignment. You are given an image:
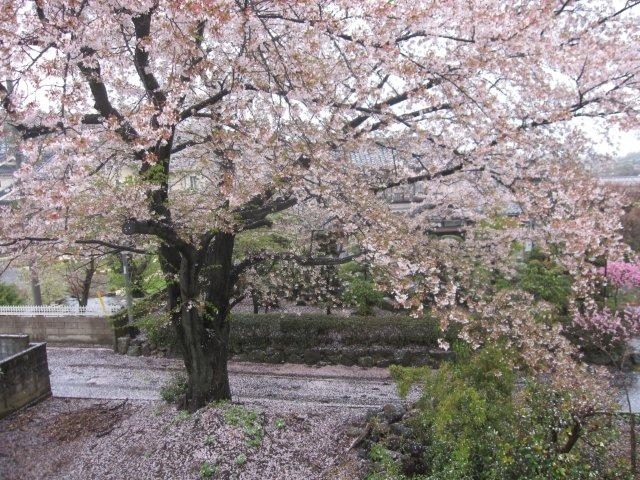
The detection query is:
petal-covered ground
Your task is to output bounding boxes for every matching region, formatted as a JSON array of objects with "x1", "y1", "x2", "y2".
[{"x1": 0, "y1": 397, "x2": 368, "y2": 480}]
